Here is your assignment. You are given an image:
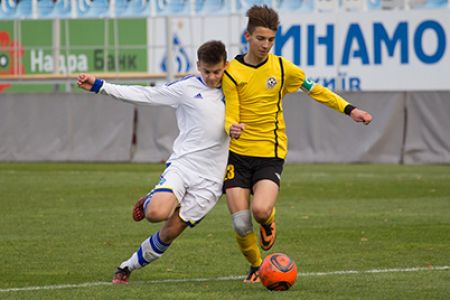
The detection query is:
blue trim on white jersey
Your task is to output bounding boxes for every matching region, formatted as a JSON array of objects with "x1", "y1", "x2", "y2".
[
  {"x1": 153, "y1": 188, "x2": 173, "y2": 194},
  {"x1": 196, "y1": 75, "x2": 206, "y2": 87},
  {"x1": 143, "y1": 188, "x2": 173, "y2": 210},
  {"x1": 196, "y1": 75, "x2": 222, "y2": 89},
  {"x1": 90, "y1": 79, "x2": 104, "y2": 93},
  {"x1": 186, "y1": 216, "x2": 204, "y2": 228},
  {"x1": 166, "y1": 74, "x2": 195, "y2": 87}
]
